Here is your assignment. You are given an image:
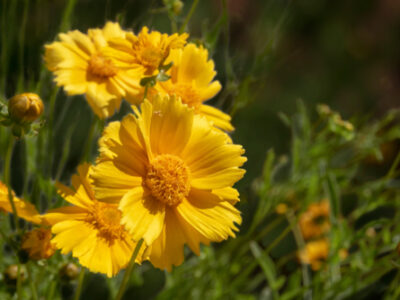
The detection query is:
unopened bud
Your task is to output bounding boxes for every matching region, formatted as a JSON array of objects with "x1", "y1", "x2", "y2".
[
  {"x1": 172, "y1": 0, "x2": 183, "y2": 15},
  {"x1": 4, "y1": 265, "x2": 26, "y2": 285},
  {"x1": 59, "y1": 263, "x2": 80, "y2": 281},
  {"x1": 8, "y1": 93, "x2": 44, "y2": 123}
]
